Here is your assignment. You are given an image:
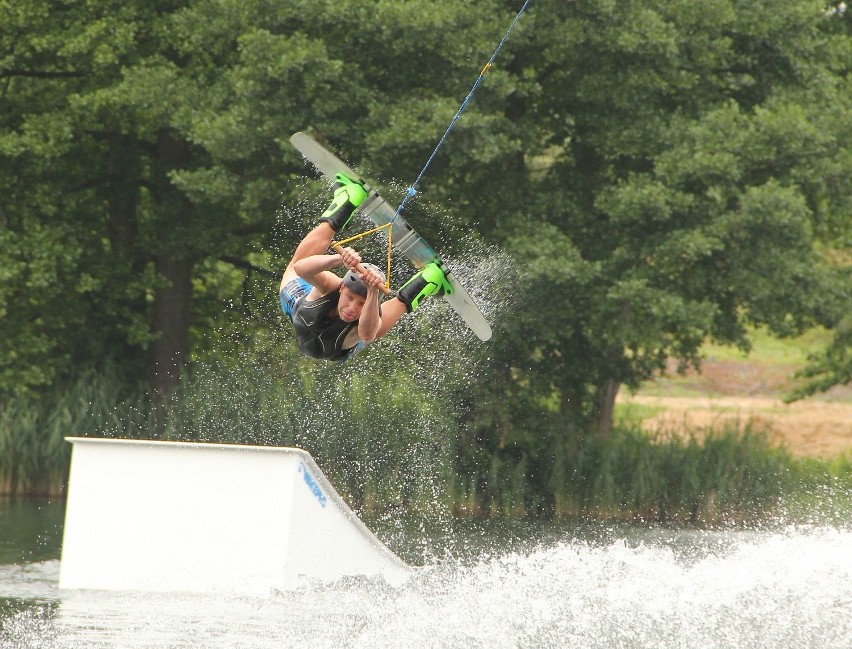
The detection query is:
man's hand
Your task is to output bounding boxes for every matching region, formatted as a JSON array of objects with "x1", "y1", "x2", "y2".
[
  {"x1": 338, "y1": 246, "x2": 363, "y2": 271},
  {"x1": 339, "y1": 246, "x2": 385, "y2": 290},
  {"x1": 360, "y1": 266, "x2": 386, "y2": 292}
]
